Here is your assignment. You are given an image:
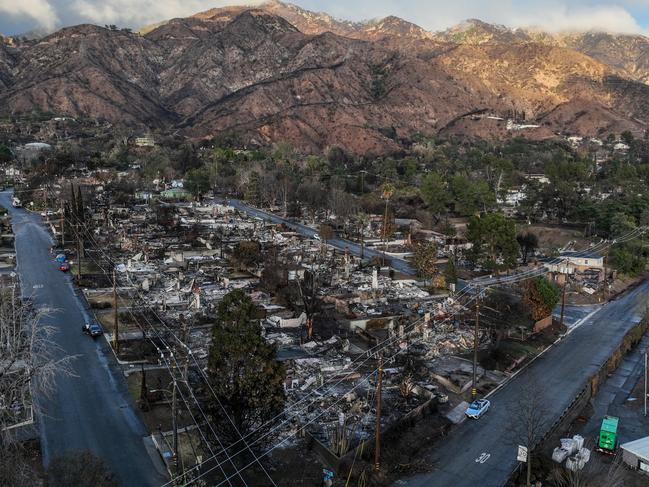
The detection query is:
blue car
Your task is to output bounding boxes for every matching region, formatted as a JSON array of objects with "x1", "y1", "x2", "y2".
[{"x1": 465, "y1": 399, "x2": 491, "y2": 419}]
